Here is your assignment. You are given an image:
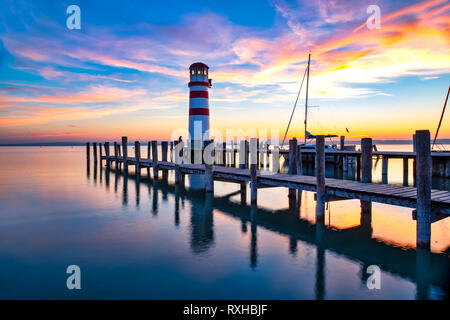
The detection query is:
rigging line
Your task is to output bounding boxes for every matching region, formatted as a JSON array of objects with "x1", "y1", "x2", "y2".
[
  {"x1": 281, "y1": 64, "x2": 308, "y2": 147},
  {"x1": 432, "y1": 85, "x2": 449, "y2": 150}
]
